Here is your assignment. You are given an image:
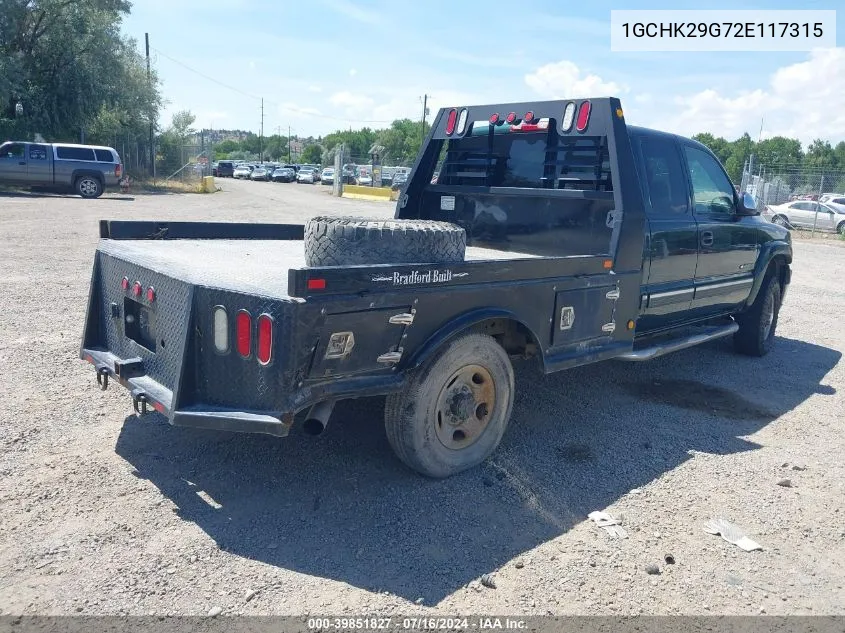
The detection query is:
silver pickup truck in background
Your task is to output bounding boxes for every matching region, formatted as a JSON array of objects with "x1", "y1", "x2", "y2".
[{"x1": 0, "y1": 141, "x2": 122, "y2": 198}]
